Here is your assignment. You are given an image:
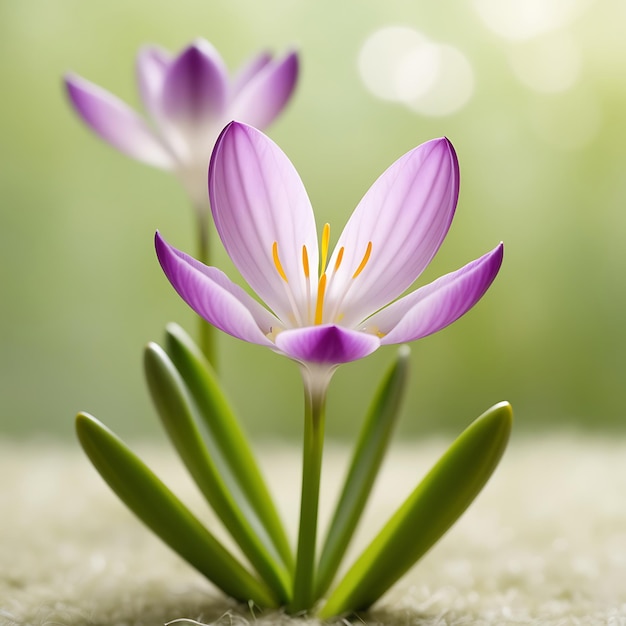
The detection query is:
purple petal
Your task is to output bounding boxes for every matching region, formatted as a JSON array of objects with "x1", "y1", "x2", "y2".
[
  {"x1": 155, "y1": 232, "x2": 277, "y2": 347},
  {"x1": 365, "y1": 243, "x2": 504, "y2": 345},
  {"x1": 275, "y1": 325, "x2": 380, "y2": 365},
  {"x1": 161, "y1": 39, "x2": 228, "y2": 130},
  {"x1": 229, "y1": 51, "x2": 299, "y2": 130},
  {"x1": 325, "y1": 138, "x2": 459, "y2": 327},
  {"x1": 65, "y1": 73, "x2": 173, "y2": 168},
  {"x1": 230, "y1": 51, "x2": 273, "y2": 98},
  {"x1": 136, "y1": 45, "x2": 172, "y2": 118},
  {"x1": 209, "y1": 122, "x2": 318, "y2": 326}
]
